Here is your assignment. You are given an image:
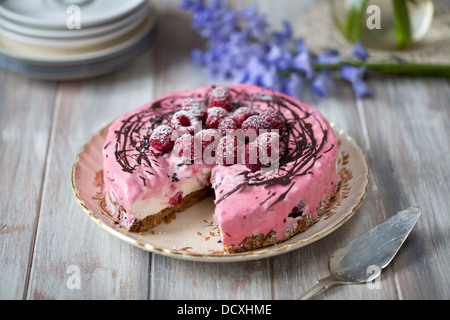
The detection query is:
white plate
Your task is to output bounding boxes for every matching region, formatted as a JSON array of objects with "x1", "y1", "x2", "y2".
[
  {"x1": 0, "y1": 9, "x2": 156, "y2": 63},
  {"x1": 0, "y1": 27, "x2": 156, "y2": 80},
  {"x1": 0, "y1": 4, "x2": 150, "y2": 47},
  {"x1": 71, "y1": 122, "x2": 369, "y2": 262},
  {"x1": 0, "y1": 8, "x2": 157, "y2": 80},
  {"x1": 0, "y1": 1, "x2": 149, "y2": 39},
  {"x1": 0, "y1": 0, "x2": 146, "y2": 29}
]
